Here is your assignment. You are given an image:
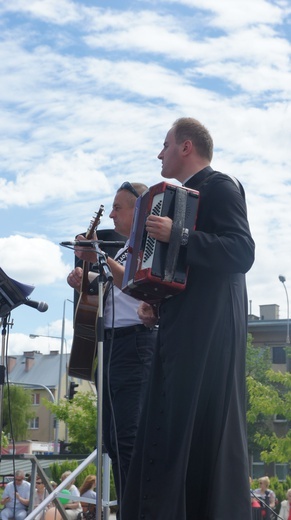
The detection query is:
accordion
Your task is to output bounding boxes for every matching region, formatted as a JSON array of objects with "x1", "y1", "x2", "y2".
[{"x1": 122, "y1": 181, "x2": 199, "y2": 303}]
